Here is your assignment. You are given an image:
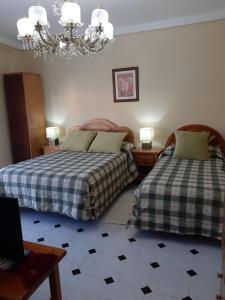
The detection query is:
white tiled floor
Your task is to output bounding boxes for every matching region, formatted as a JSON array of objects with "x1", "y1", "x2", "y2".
[{"x1": 20, "y1": 208, "x2": 221, "y2": 300}]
